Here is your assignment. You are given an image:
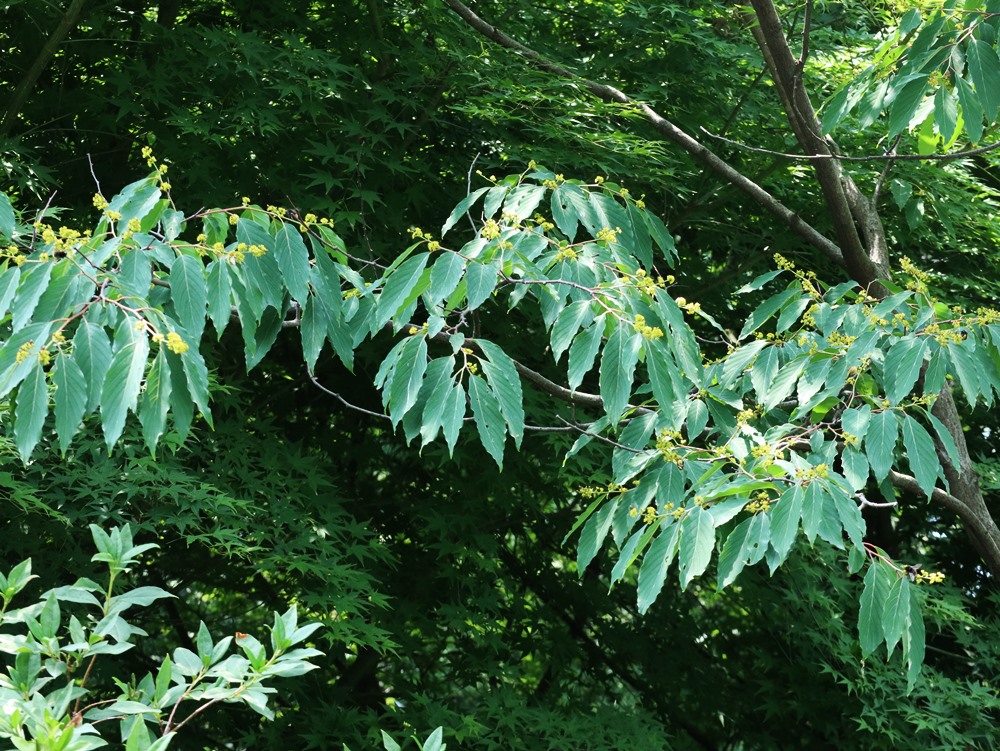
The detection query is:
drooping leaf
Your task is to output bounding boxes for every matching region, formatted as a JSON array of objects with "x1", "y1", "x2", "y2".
[
  {"x1": 900, "y1": 414, "x2": 939, "y2": 498},
  {"x1": 636, "y1": 522, "x2": 679, "y2": 614},
  {"x1": 866, "y1": 409, "x2": 899, "y2": 481},
  {"x1": 272, "y1": 224, "x2": 312, "y2": 303},
  {"x1": 477, "y1": 339, "x2": 525, "y2": 447},
  {"x1": 14, "y1": 362, "x2": 47, "y2": 463},
  {"x1": 100, "y1": 322, "x2": 150, "y2": 450},
  {"x1": 51, "y1": 355, "x2": 88, "y2": 456},
  {"x1": 678, "y1": 505, "x2": 715, "y2": 590},
  {"x1": 138, "y1": 348, "x2": 172, "y2": 454},
  {"x1": 599, "y1": 326, "x2": 641, "y2": 422},
  {"x1": 468, "y1": 373, "x2": 506, "y2": 468}
]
